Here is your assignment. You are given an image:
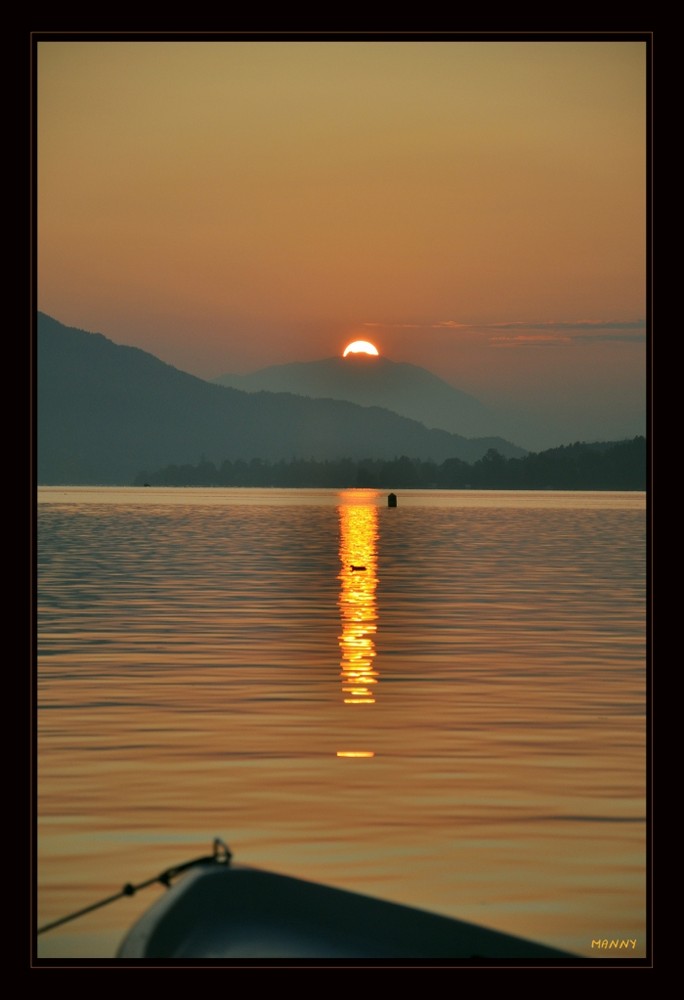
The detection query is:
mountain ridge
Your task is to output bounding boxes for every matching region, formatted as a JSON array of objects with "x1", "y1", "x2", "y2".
[
  {"x1": 37, "y1": 313, "x2": 526, "y2": 485},
  {"x1": 214, "y1": 354, "x2": 496, "y2": 440}
]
